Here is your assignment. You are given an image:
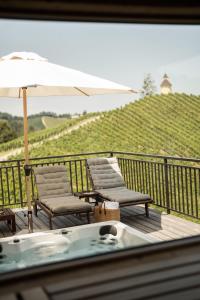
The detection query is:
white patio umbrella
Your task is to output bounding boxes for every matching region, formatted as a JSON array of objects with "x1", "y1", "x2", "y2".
[{"x1": 0, "y1": 52, "x2": 136, "y2": 232}]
